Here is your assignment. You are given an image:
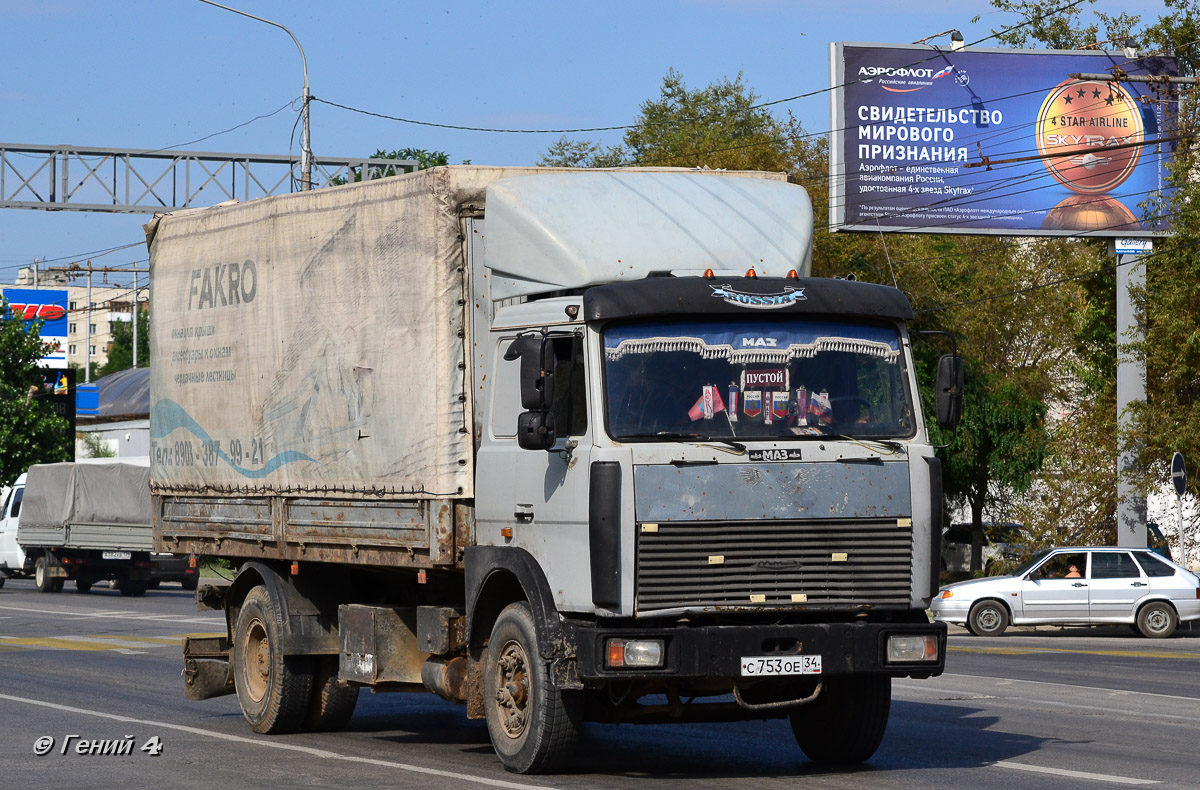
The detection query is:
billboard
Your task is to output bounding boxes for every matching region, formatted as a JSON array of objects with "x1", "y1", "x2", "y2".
[
  {"x1": 3, "y1": 287, "x2": 69, "y2": 366},
  {"x1": 829, "y1": 43, "x2": 1179, "y2": 237}
]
